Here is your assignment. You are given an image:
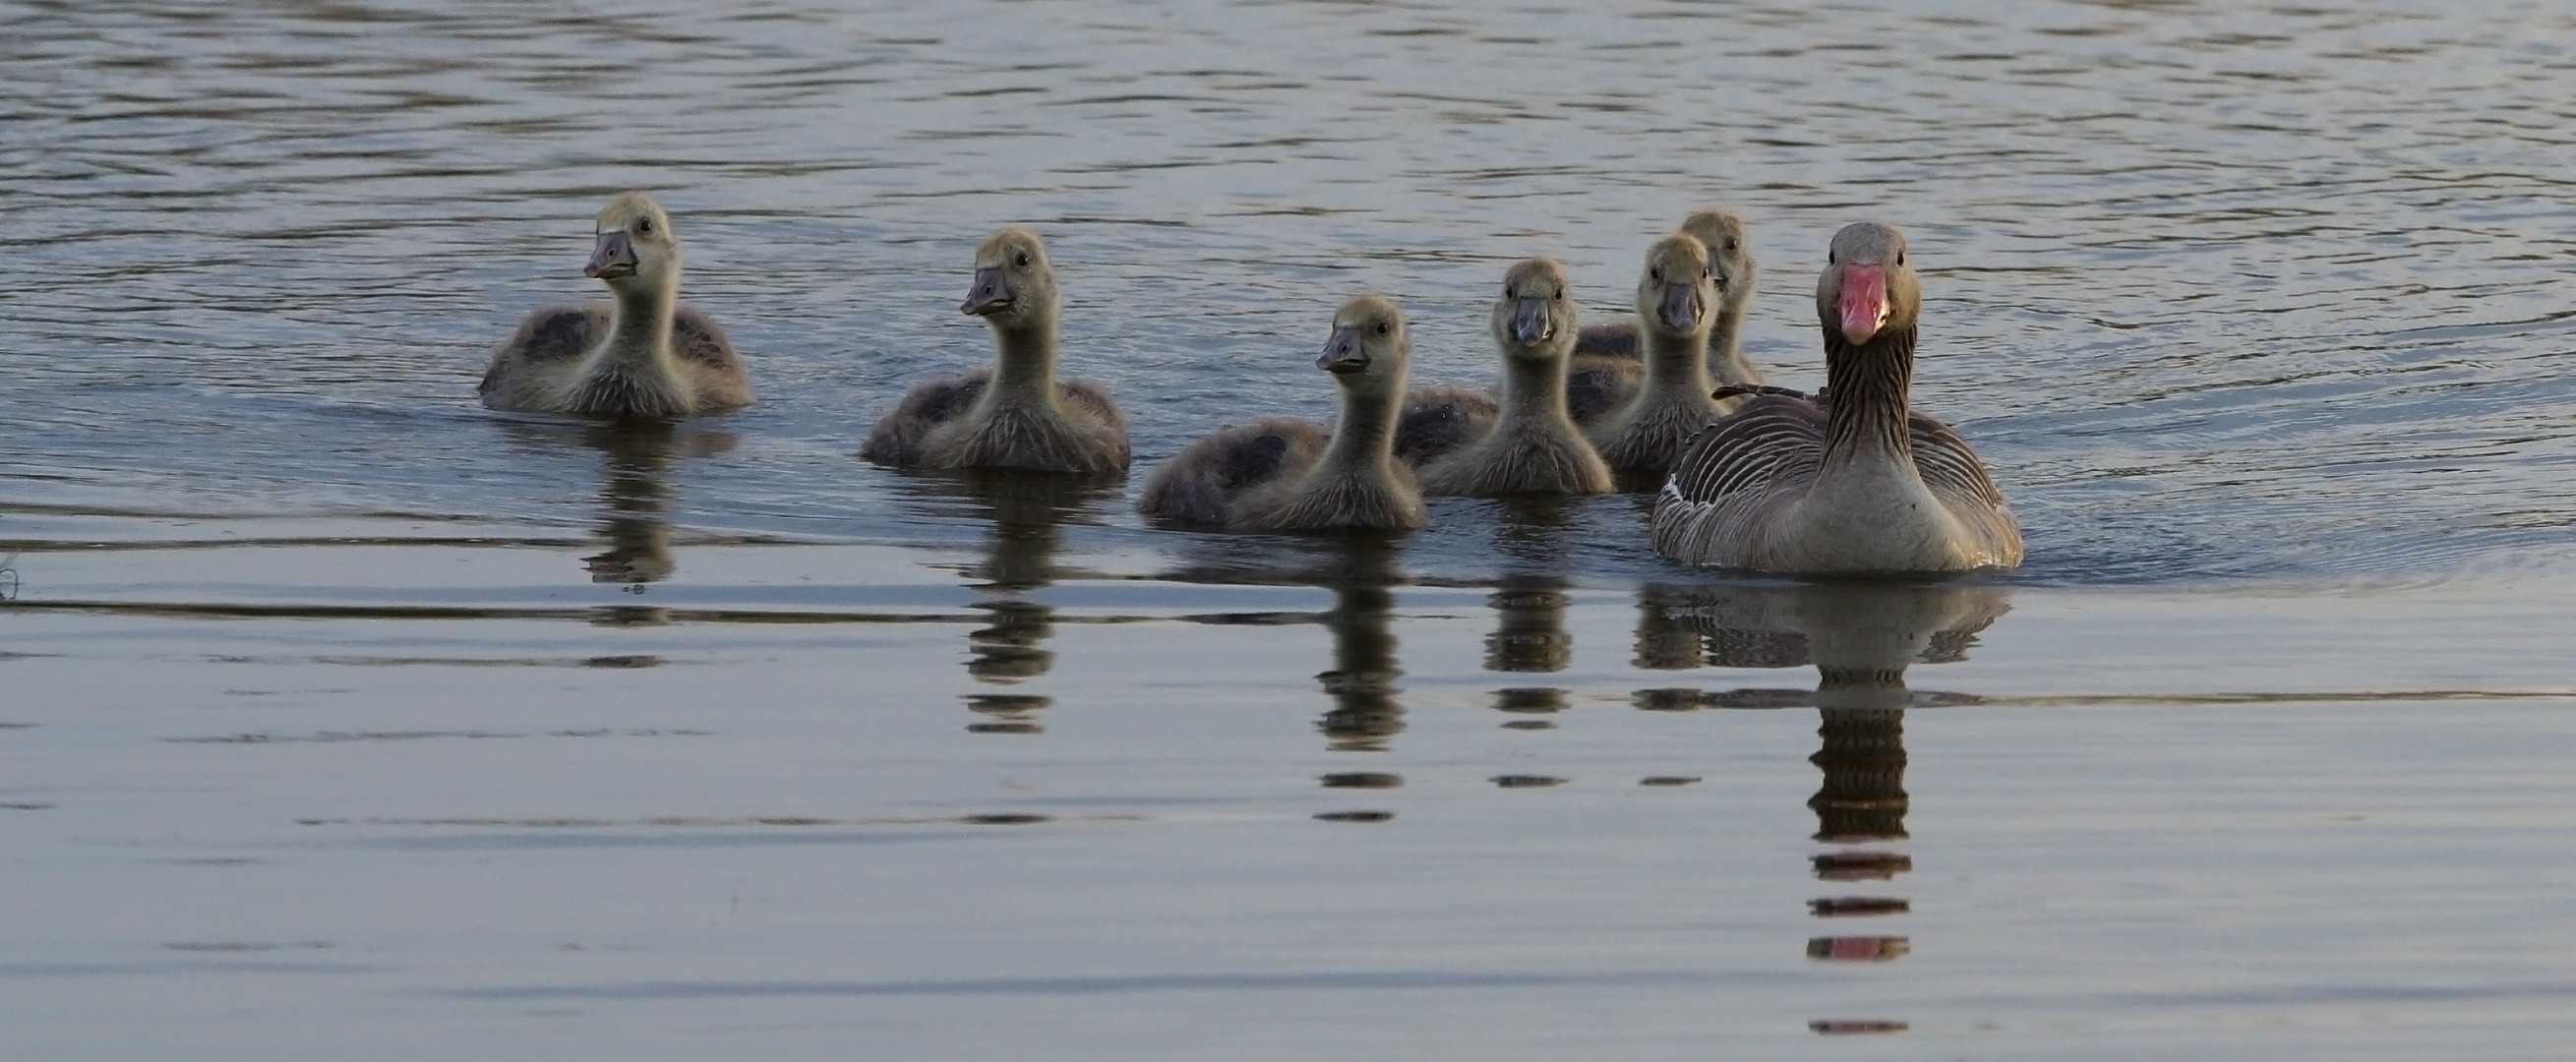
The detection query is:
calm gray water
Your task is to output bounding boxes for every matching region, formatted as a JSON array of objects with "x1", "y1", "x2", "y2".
[{"x1": 6, "y1": 1, "x2": 2576, "y2": 1058}]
